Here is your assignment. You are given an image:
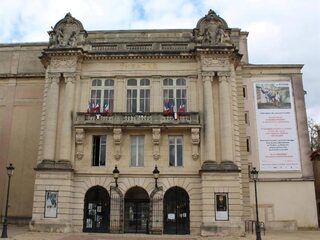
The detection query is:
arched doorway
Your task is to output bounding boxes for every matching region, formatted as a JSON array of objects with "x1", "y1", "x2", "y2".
[
  {"x1": 124, "y1": 186, "x2": 150, "y2": 233},
  {"x1": 83, "y1": 186, "x2": 110, "y2": 233},
  {"x1": 163, "y1": 186, "x2": 190, "y2": 234}
]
